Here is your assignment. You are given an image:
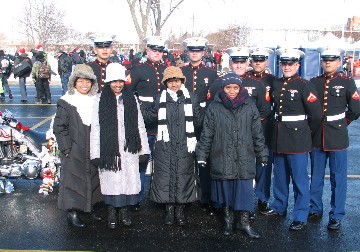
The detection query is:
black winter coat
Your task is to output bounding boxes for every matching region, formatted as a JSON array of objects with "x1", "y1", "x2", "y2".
[
  {"x1": 196, "y1": 92, "x2": 268, "y2": 180},
  {"x1": 53, "y1": 99, "x2": 103, "y2": 212},
  {"x1": 141, "y1": 90, "x2": 204, "y2": 204}
]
